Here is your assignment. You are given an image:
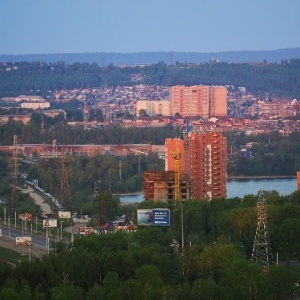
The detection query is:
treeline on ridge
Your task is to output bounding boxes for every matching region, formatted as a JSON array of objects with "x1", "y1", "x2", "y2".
[{"x1": 1, "y1": 59, "x2": 300, "y2": 98}]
